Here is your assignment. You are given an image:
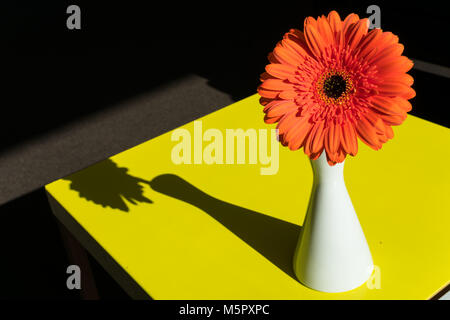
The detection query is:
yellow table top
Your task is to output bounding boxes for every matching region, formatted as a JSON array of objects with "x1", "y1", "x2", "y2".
[{"x1": 46, "y1": 94, "x2": 450, "y2": 299}]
